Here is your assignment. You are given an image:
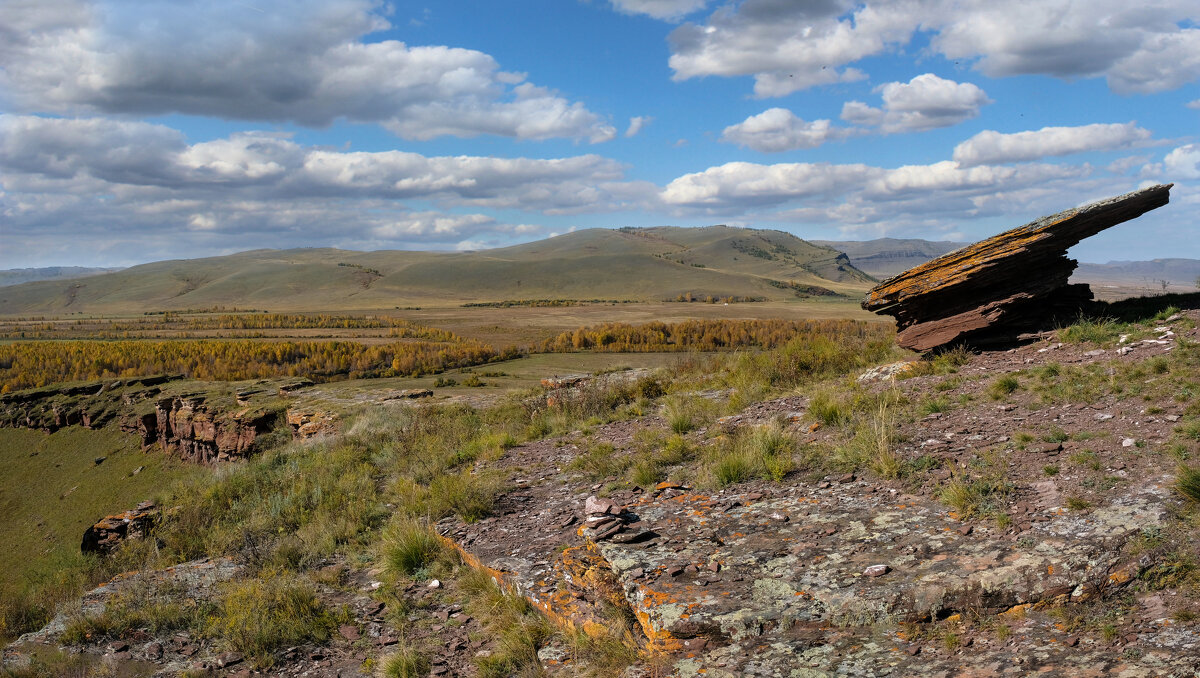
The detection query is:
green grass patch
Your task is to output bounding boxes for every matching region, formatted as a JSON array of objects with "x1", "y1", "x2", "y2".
[
  {"x1": 988, "y1": 375, "x2": 1020, "y2": 400},
  {"x1": 209, "y1": 572, "x2": 346, "y2": 669},
  {"x1": 0, "y1": 426, "x2": 205, "y2": 640},
  {"x1": 1059, "y1": 316, "x2": 1122, "y2": 344},
  {"x1": 1177, "y1": 465, "x2": 1200, "y2": 503},
  {"x1": 381, "y1": 519, "x2": 456, "y2": 578},
  {"x1": 703, "y1": 424, "x2": 796, "y2": 488}
]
